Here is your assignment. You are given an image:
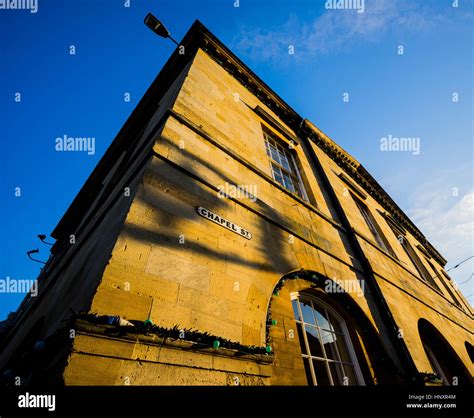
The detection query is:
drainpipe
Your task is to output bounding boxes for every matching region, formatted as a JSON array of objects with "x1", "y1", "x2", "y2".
[{"x1": 298, "y1": 119, "x2": 419, "y2": 383}]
